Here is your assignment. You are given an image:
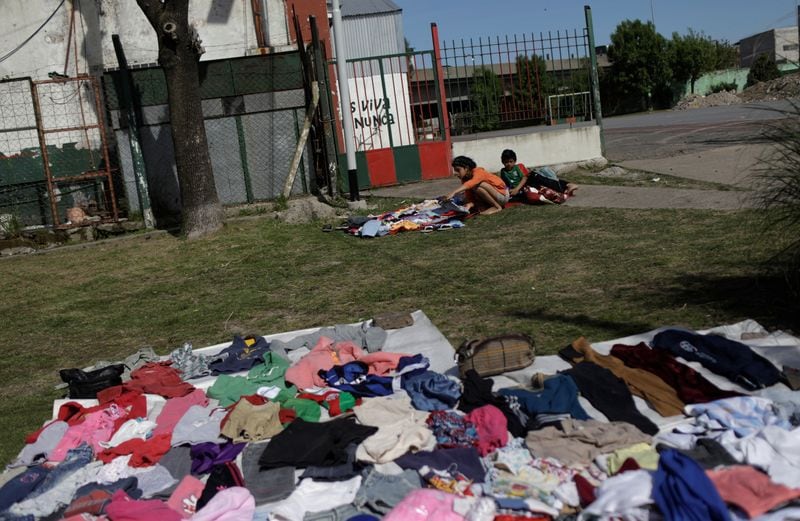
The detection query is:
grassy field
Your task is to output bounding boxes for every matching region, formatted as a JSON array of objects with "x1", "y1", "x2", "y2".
[{"x1": 0, "y1": 200, "x2": 796, "y2": 465}]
